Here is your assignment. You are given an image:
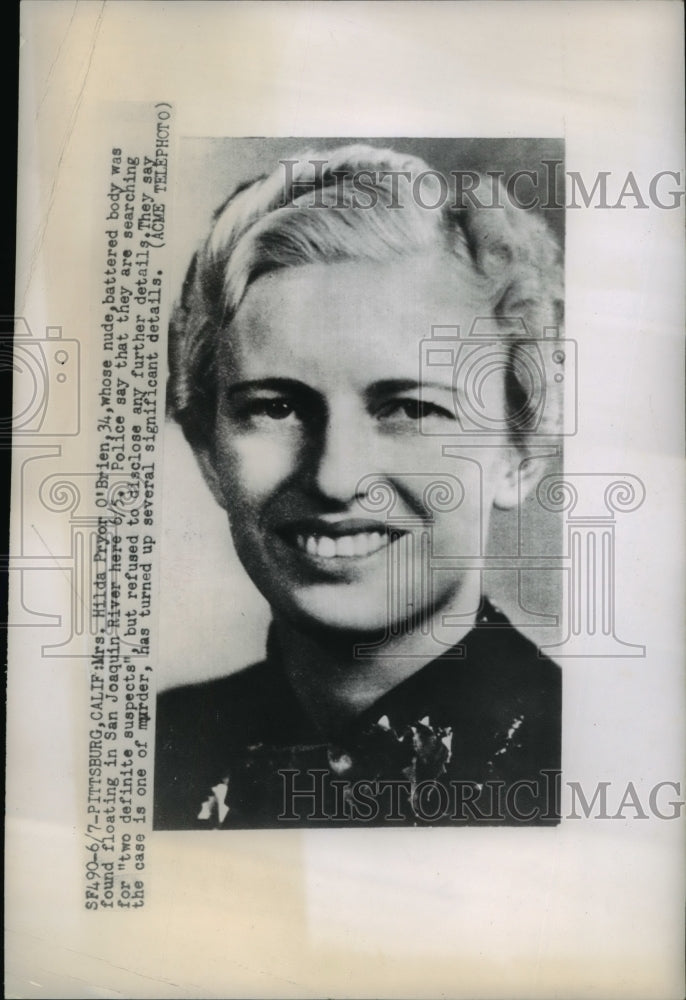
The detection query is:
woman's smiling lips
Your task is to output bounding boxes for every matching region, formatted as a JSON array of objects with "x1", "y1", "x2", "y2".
[{"x1": 274, "y1": 518, "x2": 407, "y2": 562}]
